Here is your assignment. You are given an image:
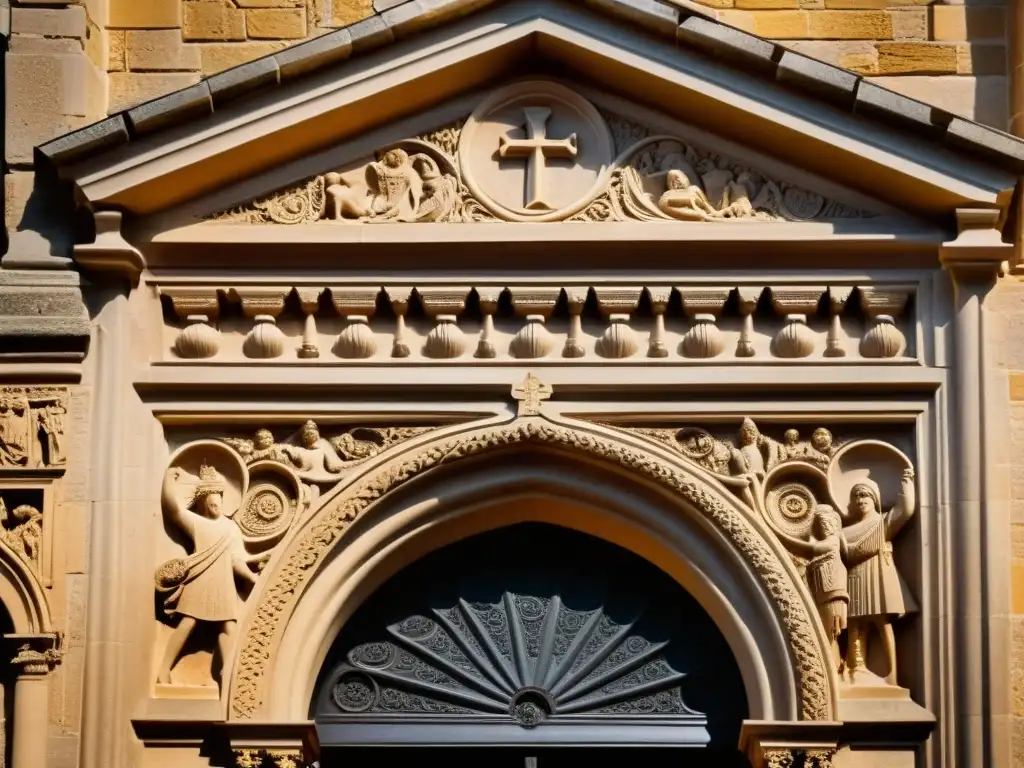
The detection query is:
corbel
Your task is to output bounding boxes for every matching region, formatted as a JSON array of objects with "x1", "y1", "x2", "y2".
[
  {"x1": 769, "y1": 286, "x2": 826, "y2": 359},
  {"x1": 232, "y1": 288, "x2": 289, "y2": 360},
  {"x1": 857, "y1": 286, "x2": 912, "y2": 359},
  {"x1": 645, "y1": 286, "x2": 672, "y2": 358},
  {"x1": 159, "y1": 286, "x2": 222, "y2": 359},
  {"x1": 823, "y1": 286, "x2": 852, "y2": 358},
  {"x1": 593, "y1": 287, "x2": 642, "y2": 359},
  {"x1": 217, "y1": 721, "x2": 318, "y2": 768},
  {"x1": 509, "y1": 287, "x2": 561, "y2": 359},
  {"x1": 562, "y1": 287, "x2": 589, "y2": 358},
  {"x1": 330, "y1": 287, "x2": 380, "y2": 359},
  {"x1": 295, "y1": 288, "x2": 323, "y2": 359},
  {"x1": 939, "y1": 208, "x2": 1013, "y2": 284},
  {"x1": 474, "y1": 287, "x2": 502, "y2": 359},
  {"x1": 73, "y1": 210, "x2": 145, "y2": 279},
  {"x1": 678, "y1": 287, "x2": 730, "y2": 359},
  {"x1": 736, "y1": 286, "x2": 763, "y2": 357},
  {"x1": 417, "y1": 286, "x2": 472, "y2": 359},
  {"x1": 384, "y1": 287, "x2": 413, "y2": 358}
]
